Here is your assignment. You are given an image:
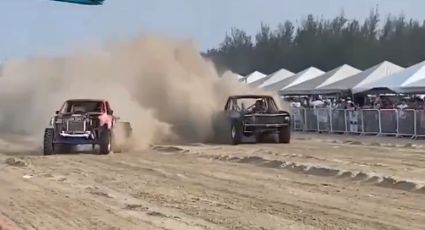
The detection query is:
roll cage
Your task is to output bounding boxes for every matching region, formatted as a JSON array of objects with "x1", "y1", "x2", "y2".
[
  {"x1": 58, "y1": 100, "x2": 113, "y2": 115},
  {"x1": 224, "y1": 95, "x2": 279, "y2": 113}
]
